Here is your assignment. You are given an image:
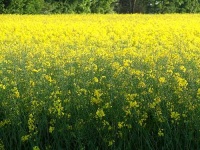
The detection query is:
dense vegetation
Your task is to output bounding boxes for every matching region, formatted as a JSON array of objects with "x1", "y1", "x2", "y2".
[
  {"x1": 0, "y1": 0, "x2": 116, "y2": 14},
  {"x1": 0, "y1": 0, "x2": 200, "y2": 14},
  {"x1": 0, "y1": 14, "x2": 200, "y2": 149},
  {"x1": 119, "y1": 0, "x2": 200, "y2": 13}
]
